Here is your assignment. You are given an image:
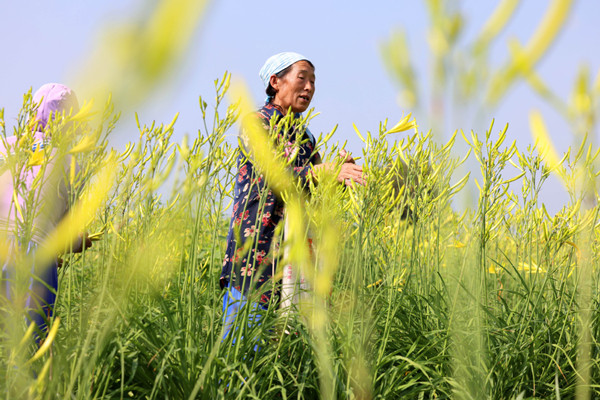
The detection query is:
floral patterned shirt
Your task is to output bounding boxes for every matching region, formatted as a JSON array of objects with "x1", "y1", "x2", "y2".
[{"x1": 220, "y1": 102, "x2": 320, "y2": 305}]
